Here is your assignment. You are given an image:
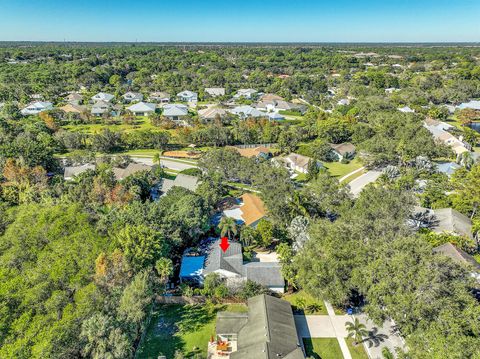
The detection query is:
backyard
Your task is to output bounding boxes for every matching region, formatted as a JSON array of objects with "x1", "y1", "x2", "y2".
[{"x1": 136, "y1": 303, "x2": 247, "y2": 359}]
